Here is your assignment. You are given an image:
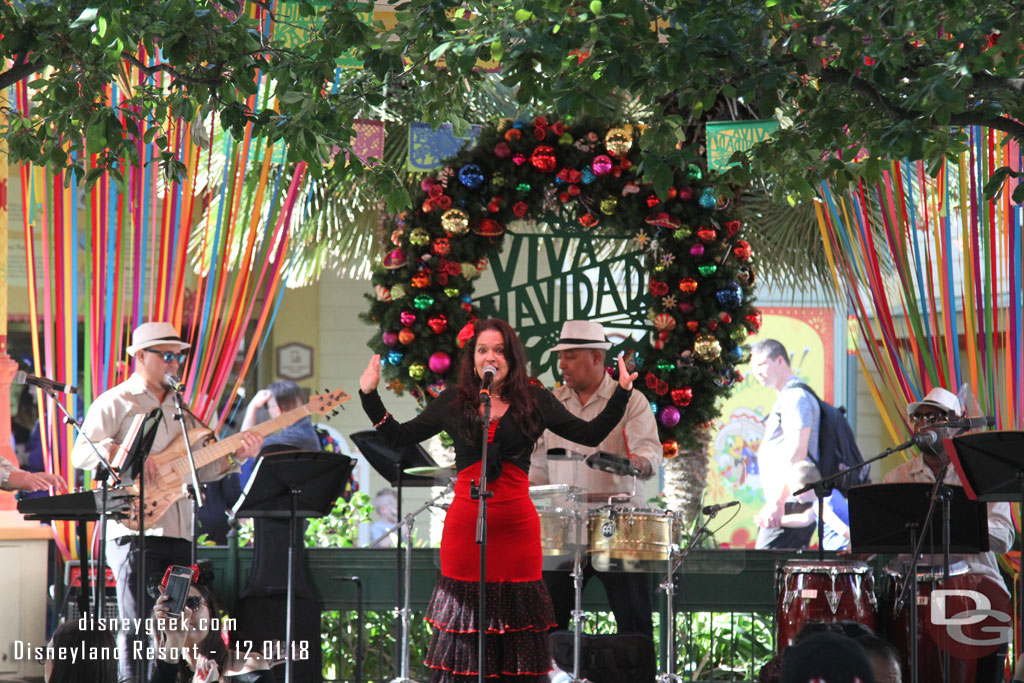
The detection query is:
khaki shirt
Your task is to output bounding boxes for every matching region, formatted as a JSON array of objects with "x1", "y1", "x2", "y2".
[
  {"x1": 530, "y1": 373, "x2": 662, "y2": 510},
  {"x1": 71, "y1": 373, "x2": 235, "y2": 540}
]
